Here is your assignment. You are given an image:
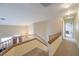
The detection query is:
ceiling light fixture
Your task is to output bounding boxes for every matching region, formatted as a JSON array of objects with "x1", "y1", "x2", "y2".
[
  {"x1": 41, "y1": 3, "x2": 52, "y2": 7},
  {"x1": 0, "y1": 18, "x2": 6, "y2": 20},
  {"x1": 62, "y1": 3, "x2": 72, "y2": 8},
  {"x1": 65, "y1": 10, "x2": 75, "y2": 15}
]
